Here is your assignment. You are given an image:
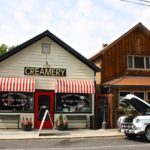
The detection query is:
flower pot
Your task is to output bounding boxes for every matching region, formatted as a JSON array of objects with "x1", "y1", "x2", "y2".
[{"x1": 22, "y1": 123, "x2": 32, "y2": 131}]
